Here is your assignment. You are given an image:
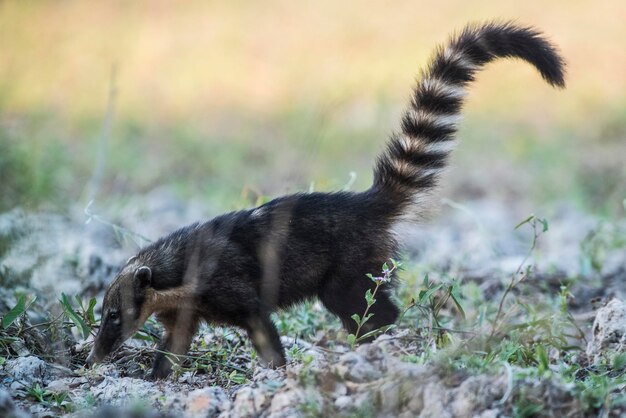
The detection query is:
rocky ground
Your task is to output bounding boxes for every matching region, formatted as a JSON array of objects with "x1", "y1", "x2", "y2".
[{"x1": 1, "y1": 190, "x2": 625, "y2": 417}]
